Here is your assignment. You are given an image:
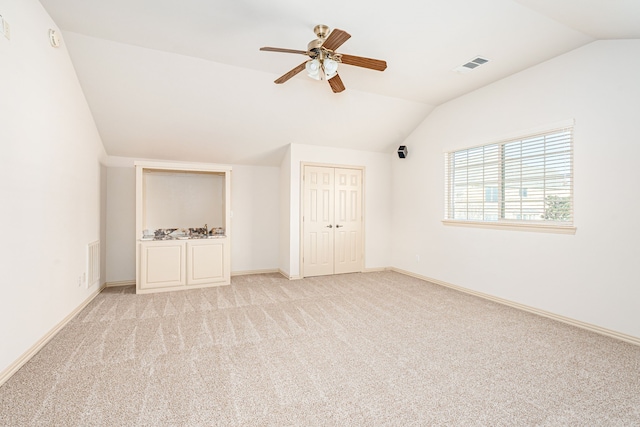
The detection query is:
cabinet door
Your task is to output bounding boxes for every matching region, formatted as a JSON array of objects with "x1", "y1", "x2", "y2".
[
  {"x1": 187, "y1": 240, "x2": 226, "y2": 285},
  {"x1": 140, "y1": 242, "x2": 186, "y2": 289}
]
